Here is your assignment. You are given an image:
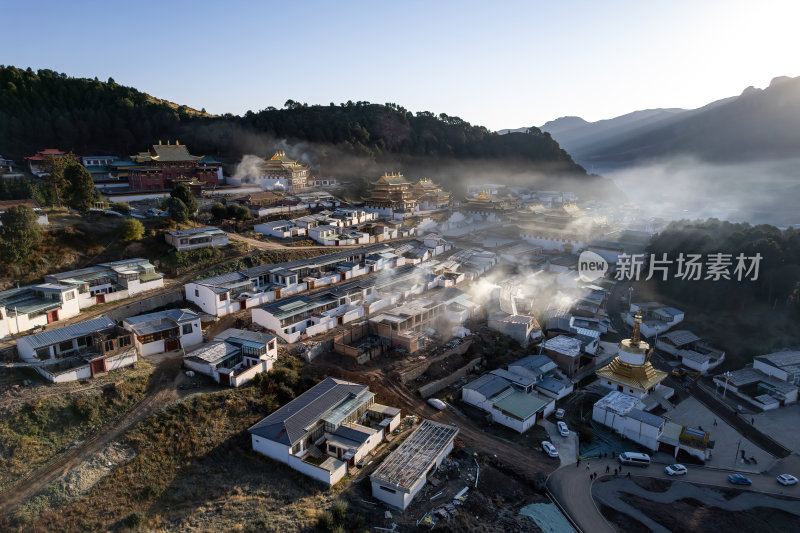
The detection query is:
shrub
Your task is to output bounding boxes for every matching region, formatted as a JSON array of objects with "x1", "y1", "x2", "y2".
[
  {"x1": 110, "y1": 201, "x2": 131, "y2": 214},
  {"x1": 316, "y1": 511, "x2": 334, "y2": 532},
  {"x1": 331, "y1": 499, "x2": 348, "y2": 523},
  {"x1": 121, "y1": 218, "x2": 145, "y2": 242}
]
